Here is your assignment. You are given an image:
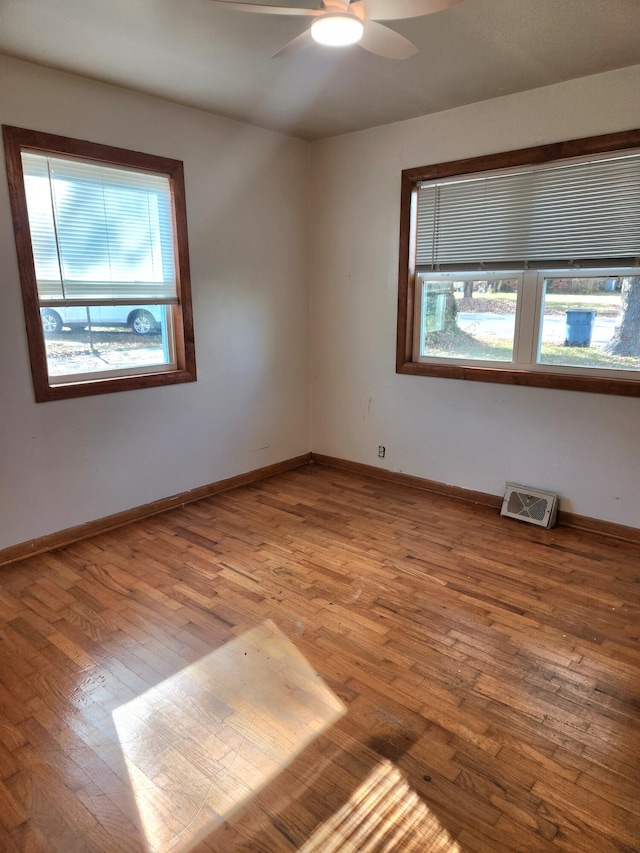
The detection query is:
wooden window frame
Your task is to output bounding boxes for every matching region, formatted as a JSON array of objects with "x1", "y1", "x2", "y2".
[
  {"x1": 3, "y1": 125, "x2": 197, "y2": 402},
  {"x1": 396, "y1": 129, "x2": 640, "y2": 397}
]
